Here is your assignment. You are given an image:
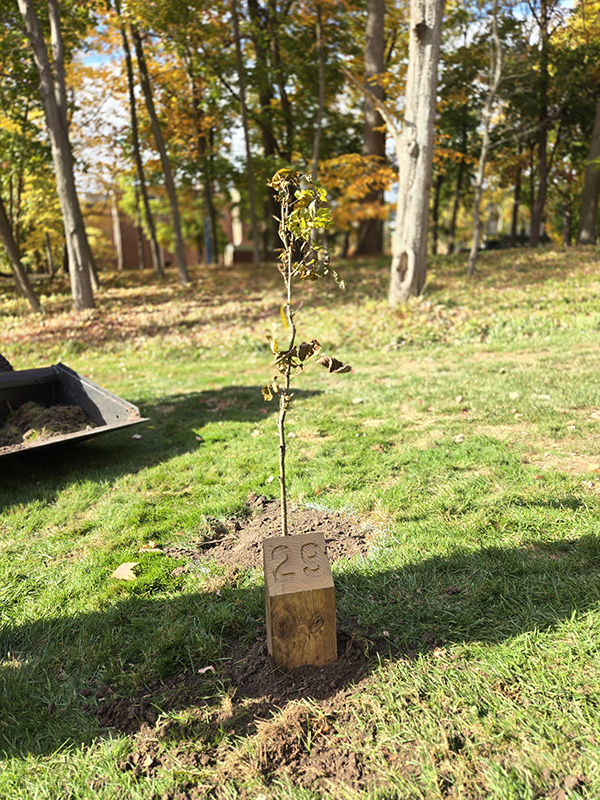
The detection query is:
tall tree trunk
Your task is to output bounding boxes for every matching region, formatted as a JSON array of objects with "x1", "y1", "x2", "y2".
[
  {"x1": 447, "y1": 126, "x2": 467, "y2": 255},
  {"x1": 17, "y1": 0, "x2": 94, "y2": 311},
  {"x1": 529, "y1": 143, "x2": 536, "y2": 236},
  {"x1": 389, "y1": 0, "x2": 445, "y2": 306},
  {"x1": 116, "y1": 8, "x2": 163, "y2": 277},
  {"x1": 529, "y1": 0, "x2": 549, "y2": 247},
  {"x1": 562, "y1": 195, "x2": 572, "y2": 246},
  {"x1": 232, "y1": 0, "x2": 261, "y2": 266},
  {"x1": 509, "y1": 138, "x2": 523, "y2": 247},
  {"x1": 268, "y1": 0, "x2": 293, "y2": 162},
  {"x1": 431, "y1": 172, "x2": 443, "y2": 255},
  {"x1": 467, "y1": 0, "x2": 502, "y2": 277},
  {"x1": 45, "y1": 232, "x2": 55, "y2": 275},
  {"x1": 577, "y1": 93, "x2": 600, "y2": 245},
  {"x1": 0, "y1": 193, "x2": 41, "y2": 312},
  {"x1": 311, "y1": 5, "x2": 326, "y2": 181},
  {"x1": 185, "y1": 60, "x2": 219, "y2": 265},
  {"x1": 248, "y1": 0, "x2": 280, "y2": 254},
  {"x1": 131, "y1": 26, "x2": 189, "y2": 285},
  {"x1": 133, "y1": 184, "x2": 147, "y2": 269},
  {"x1": 355, "y1": 0, "x2": 385, "y2": 256},
  {"x1": 111, "y1": 191, "x2": 124, "y2": 270}
]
